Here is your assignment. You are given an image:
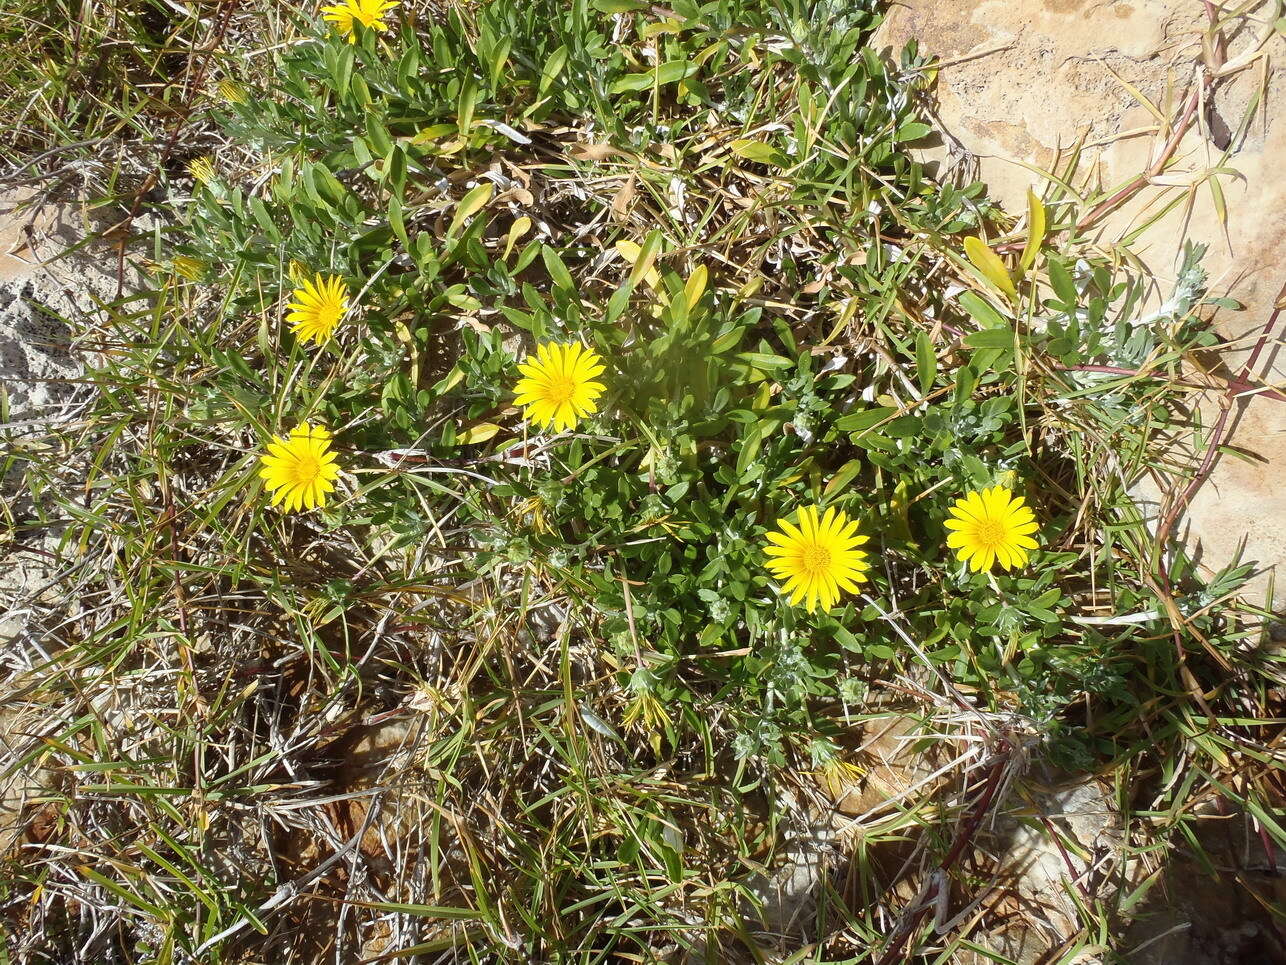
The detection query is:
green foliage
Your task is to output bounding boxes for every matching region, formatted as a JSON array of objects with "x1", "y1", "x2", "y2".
[
  {"x1": 5, "y1": 0, "x2": 1281, "y2": 962},
  {"x1": 168, "y1": 0, "x2": 1250, "y2": 778}
]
